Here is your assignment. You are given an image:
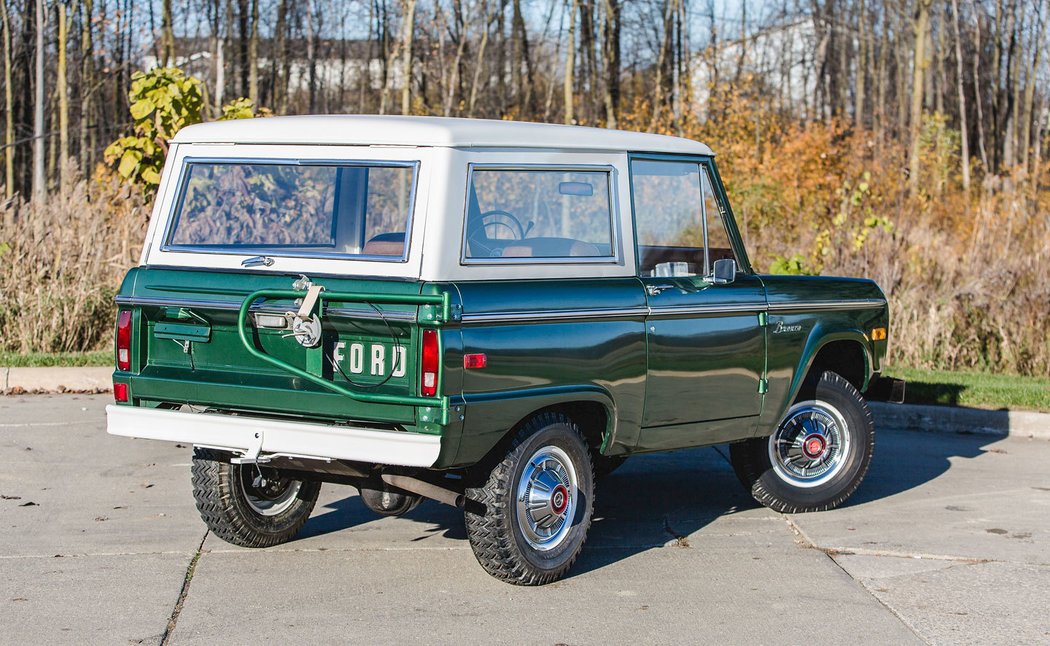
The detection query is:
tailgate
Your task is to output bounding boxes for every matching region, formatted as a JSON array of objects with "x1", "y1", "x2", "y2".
[{"x1": 112, "y1": 267, "x2": 453, "y2": 430}]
